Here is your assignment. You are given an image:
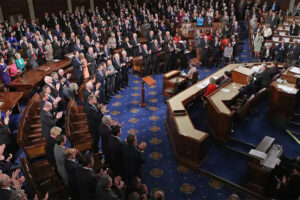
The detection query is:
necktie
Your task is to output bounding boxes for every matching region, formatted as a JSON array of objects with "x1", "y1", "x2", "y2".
[{"x1": 33, "y1": 51, "x2": 37, "y2": 60}]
